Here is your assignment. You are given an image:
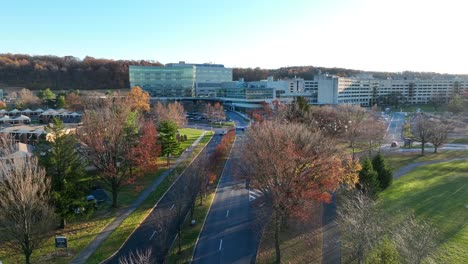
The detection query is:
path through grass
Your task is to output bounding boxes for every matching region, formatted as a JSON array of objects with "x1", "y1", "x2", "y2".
[{"x1": 379, "y1": 160, "x2": 468, "y2": 263}]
